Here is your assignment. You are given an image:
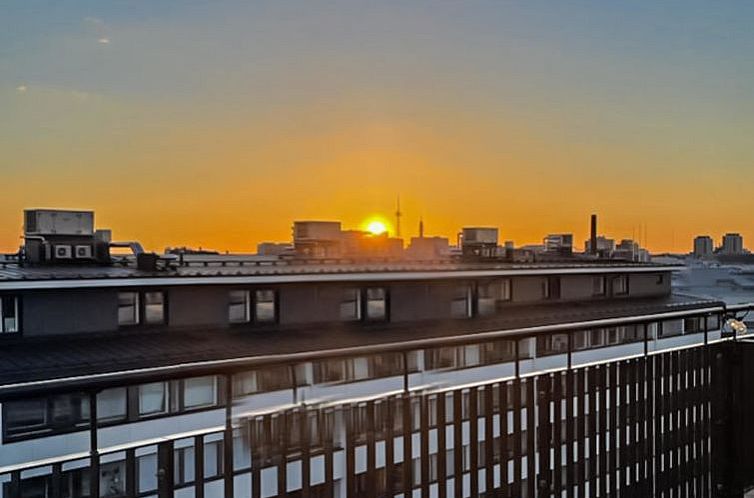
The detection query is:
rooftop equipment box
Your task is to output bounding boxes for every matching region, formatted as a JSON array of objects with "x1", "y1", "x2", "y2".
[
  {"x1": 293, "y1": 221, "x2": 342, "y2": 242},
  {"x1": 462, "y1": 227, "x2": 499, "y2": 245},
  {"x1": 24, "y1": 209, "x2": 94, "y2": 236}
]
